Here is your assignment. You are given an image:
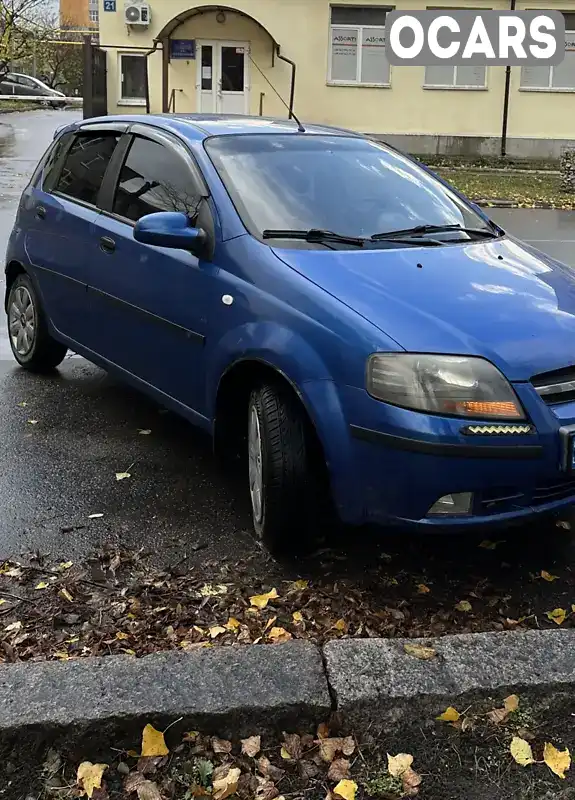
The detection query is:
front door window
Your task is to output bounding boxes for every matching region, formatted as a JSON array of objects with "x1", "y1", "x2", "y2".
[{"x1": 197, "y1": 41, "x2": 248, "y2": 114}]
